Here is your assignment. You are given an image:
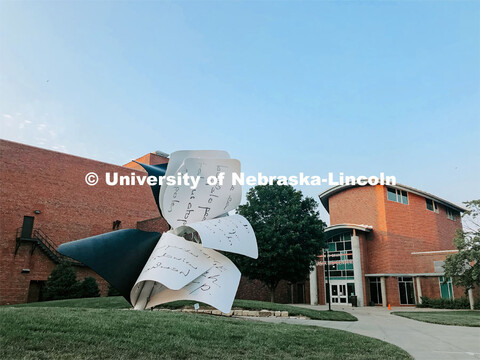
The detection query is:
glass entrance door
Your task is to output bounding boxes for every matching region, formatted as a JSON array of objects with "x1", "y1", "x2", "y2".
[
  {"x1": 398, "y1": 277, "x2": 416, "y2": 305},
  {"x1": 329, "y1": 281, "x2": 348, "y2": 304}
]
